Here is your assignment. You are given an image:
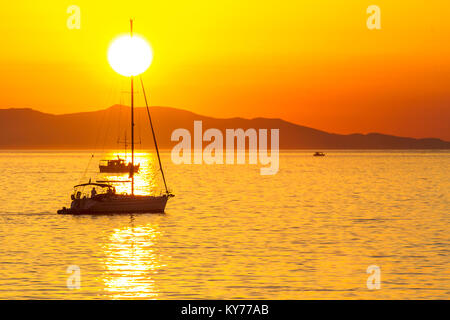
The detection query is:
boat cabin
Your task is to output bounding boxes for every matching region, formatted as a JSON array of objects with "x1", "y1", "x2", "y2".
[
  {"x1": 99, "y1": 156, "x2": 139, "y2": 173},
  {"x1": 71, "y1": 182, "x2": 116, "y2": 200},
  {"x1": 100, "y1": 157, "x2": 125, "y2": 166}
]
